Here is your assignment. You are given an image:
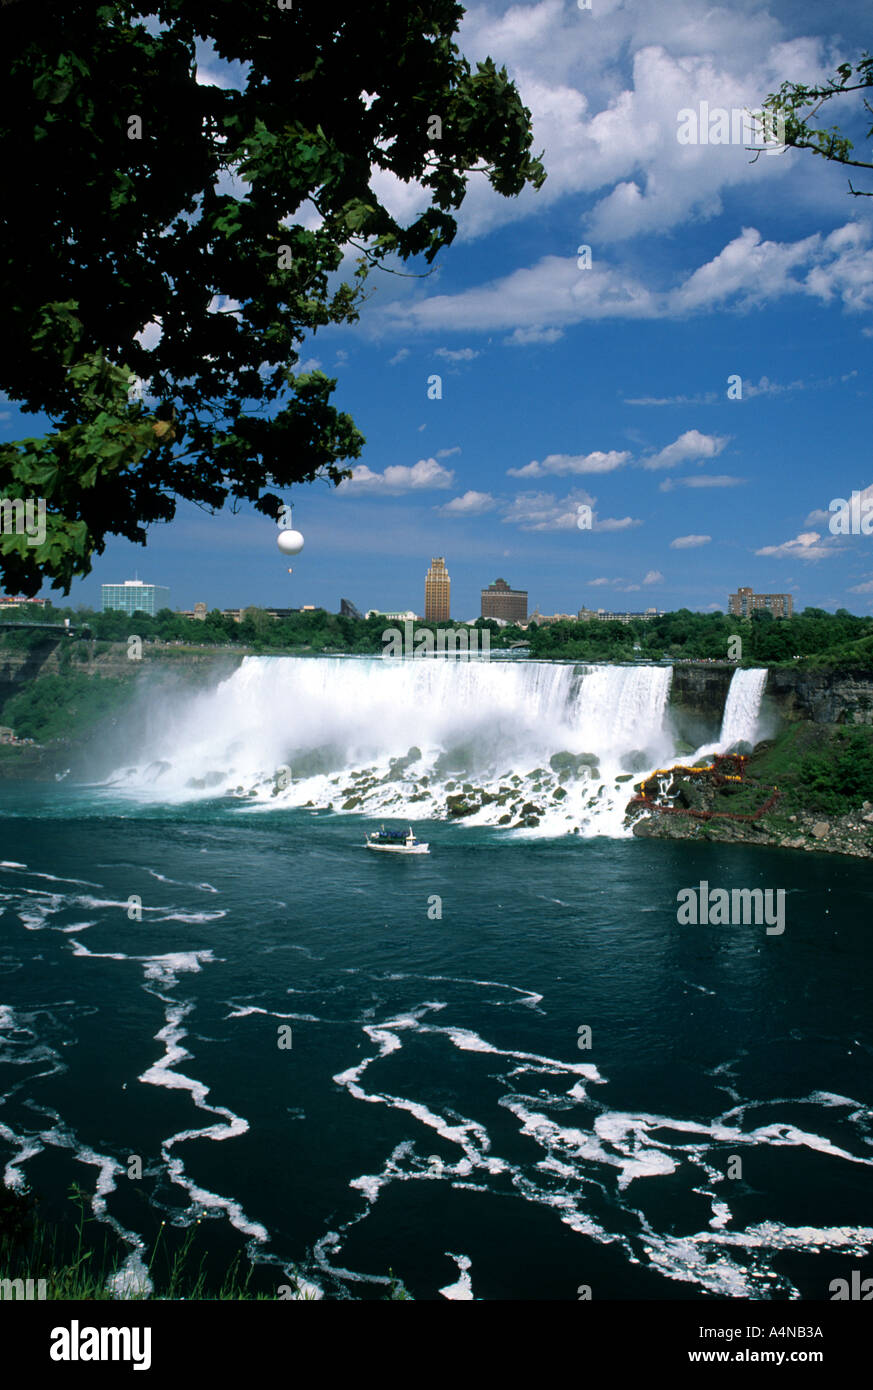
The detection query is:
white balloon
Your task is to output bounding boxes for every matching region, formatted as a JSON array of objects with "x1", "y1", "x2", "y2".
[{"x1": 277, "y1": 529, "x2": 304, "y2": 555}]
